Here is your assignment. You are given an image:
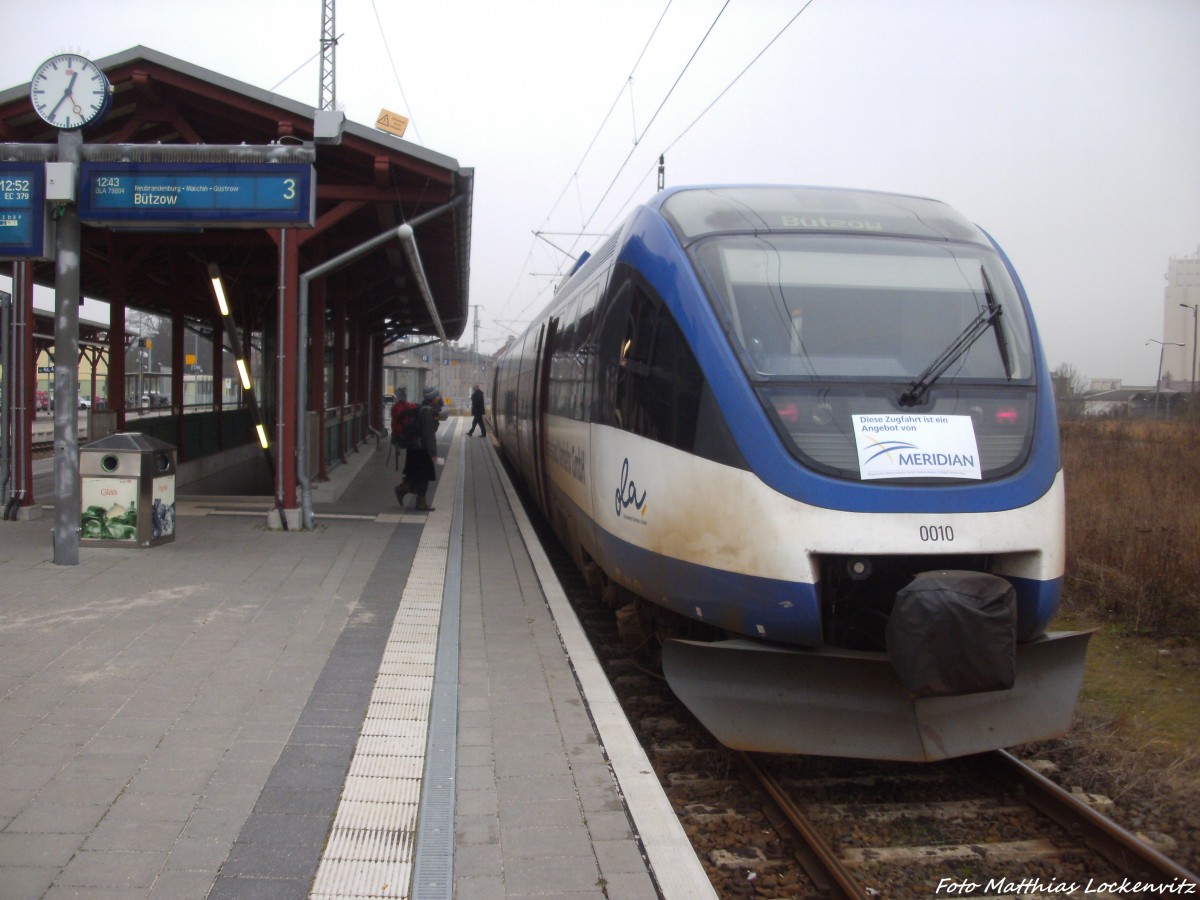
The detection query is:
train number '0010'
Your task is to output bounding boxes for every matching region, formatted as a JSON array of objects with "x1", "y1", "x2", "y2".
[{"x1": 919, "y1": 524, "x2": 954, "y2": 542}]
